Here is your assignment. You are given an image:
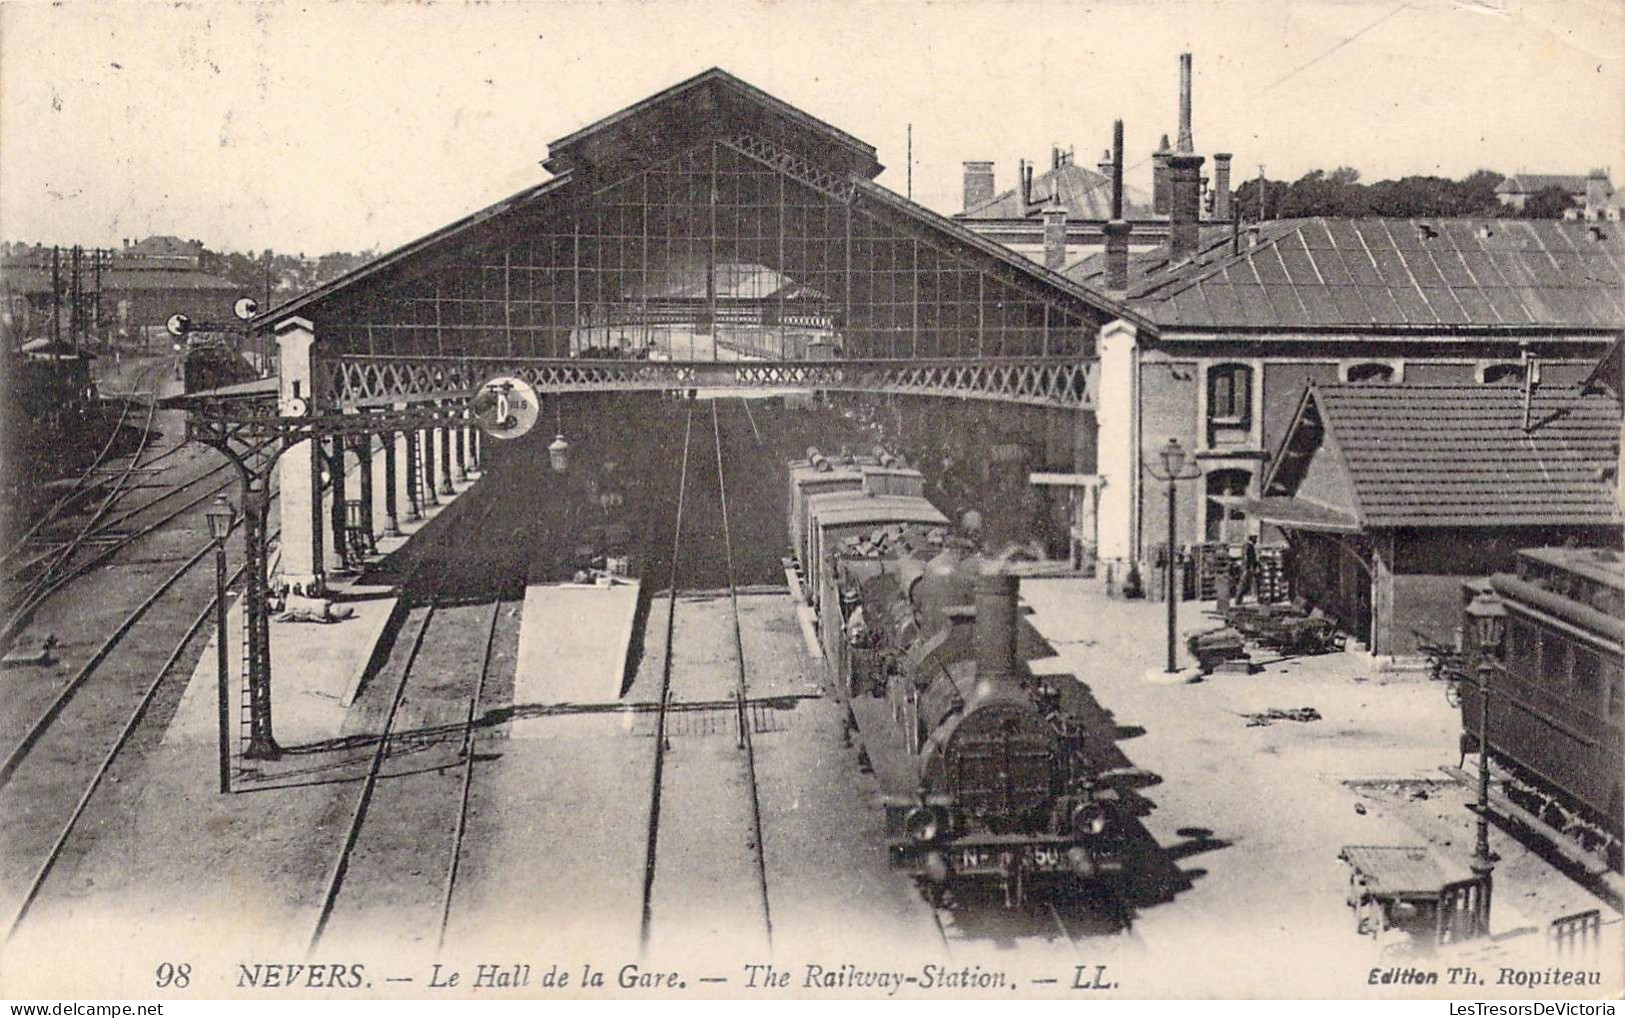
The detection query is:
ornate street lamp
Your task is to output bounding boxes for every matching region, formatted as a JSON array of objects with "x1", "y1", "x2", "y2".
[
  {"x1": 1143, "y1": 438, "x2": 1203, "y2": 673},
  {"x1": 1464, "y1": 590, "x2": 1507, "y2": 935},
  {"x1": 205, "y1": 495, "x2": 235, "y2": 794}
]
